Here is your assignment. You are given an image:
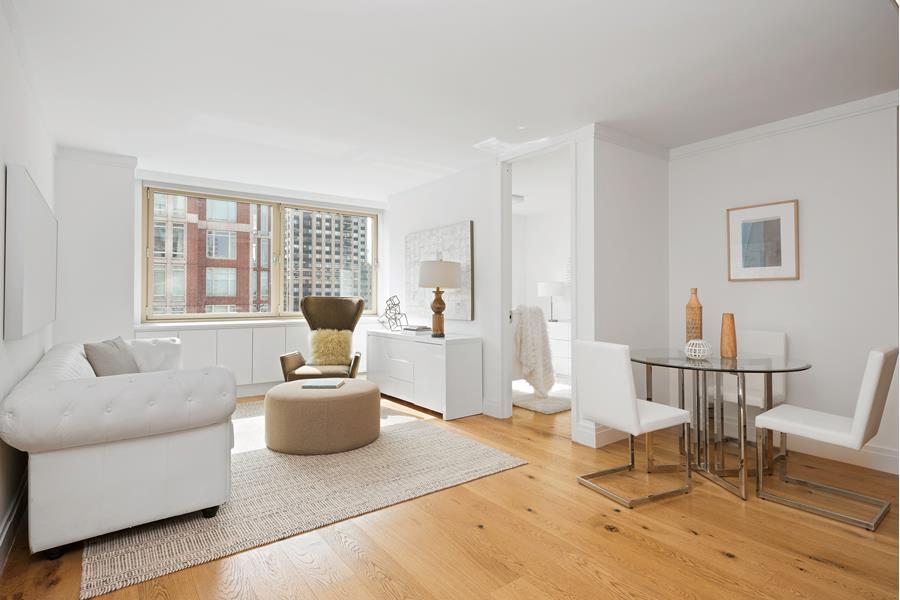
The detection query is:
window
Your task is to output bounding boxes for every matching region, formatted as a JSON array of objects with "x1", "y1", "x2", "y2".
[
  {"x1": 153, "y1": 266, "x2": 166, "y2": 299},
  {"x1": 207, "y1": 230, "x2": 236, "y2": 259},
  {"x1": 260, "y1": 238, "x2": 269, "y2": 267},
  {"x1": 172, "y1": 224, "x2": 185, "y2": 259},
  {"x1": 259, "y1": 271, "x2": 269, "y2": 299},
  {"x1": 144, "y1": 187, "x2": 377, "y2": 320},
  {"x1": 170, "y1": 267, "x2": 185, "y2": 301},
  {"x1": 206, "y1": 267, "x2": 236, "y2": 296},
  {"x1": 205, "y1": 305, "x2": 237, "y2": 313},
  {"x1": 281, "y1": 208, "x2": 375, "y2": 313},
  {"x1": 153, "y1": 223, "x2": 166, "y2": 257},
  {"x1": 206, "y1": 199, "x2": 237, "y2": 222}
]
